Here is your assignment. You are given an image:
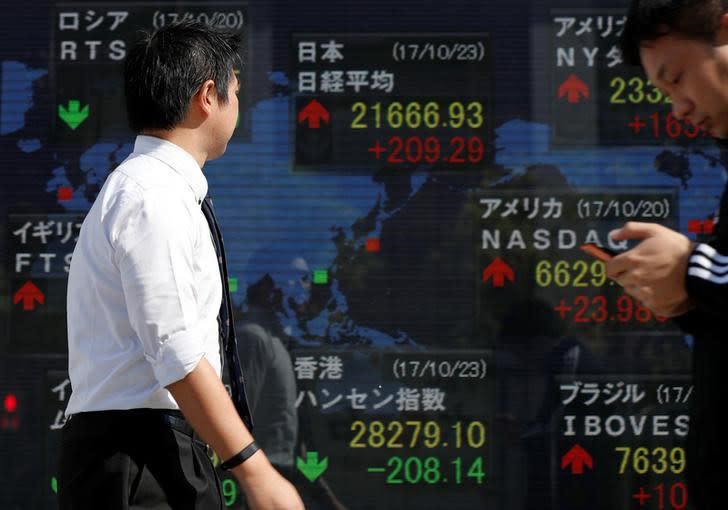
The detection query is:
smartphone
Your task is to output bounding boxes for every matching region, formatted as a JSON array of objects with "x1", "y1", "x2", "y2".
[{"x1": 579, "y1": 243, "x2": 618, "y2": 262}]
